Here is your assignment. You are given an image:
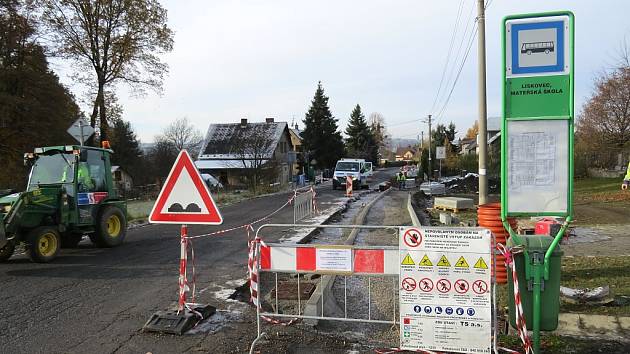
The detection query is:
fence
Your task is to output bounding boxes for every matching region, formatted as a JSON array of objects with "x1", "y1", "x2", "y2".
[
  {"x1": 248, "y1": 224, "x2": 499, "y2": 354},
  {"x1": 293, "y1": 189, "x2": 314, "y2": 224}
]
